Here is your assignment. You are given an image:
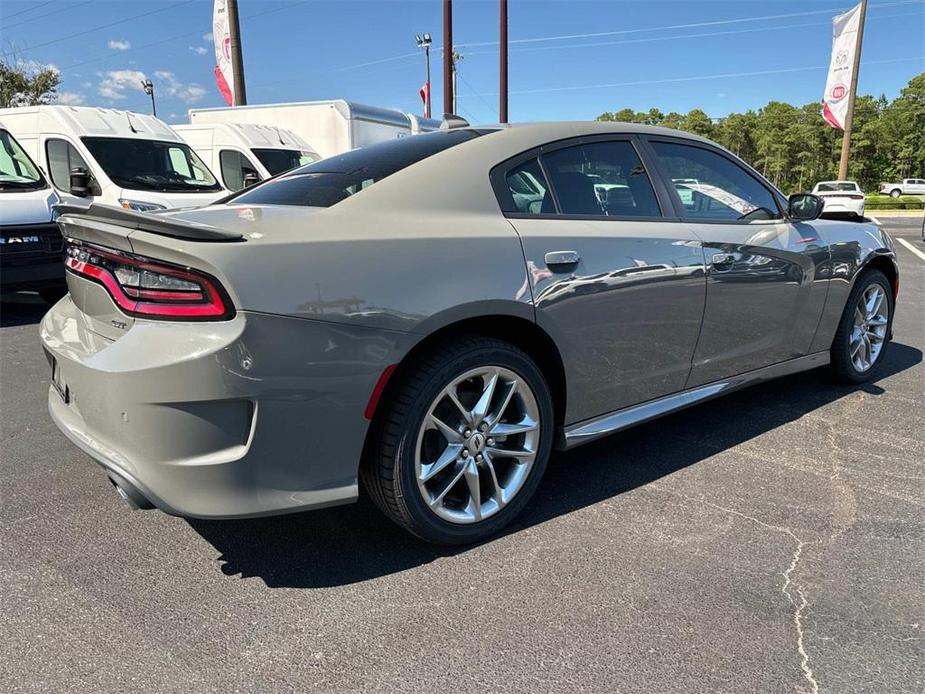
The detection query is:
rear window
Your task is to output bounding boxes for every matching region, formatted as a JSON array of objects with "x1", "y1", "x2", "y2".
[
  {"x1": 230, "y1": 129, "x2": 493, "y2": 208},
  {"x1": 817, "y1": 182, "x2": 858, "y2": 192}
]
